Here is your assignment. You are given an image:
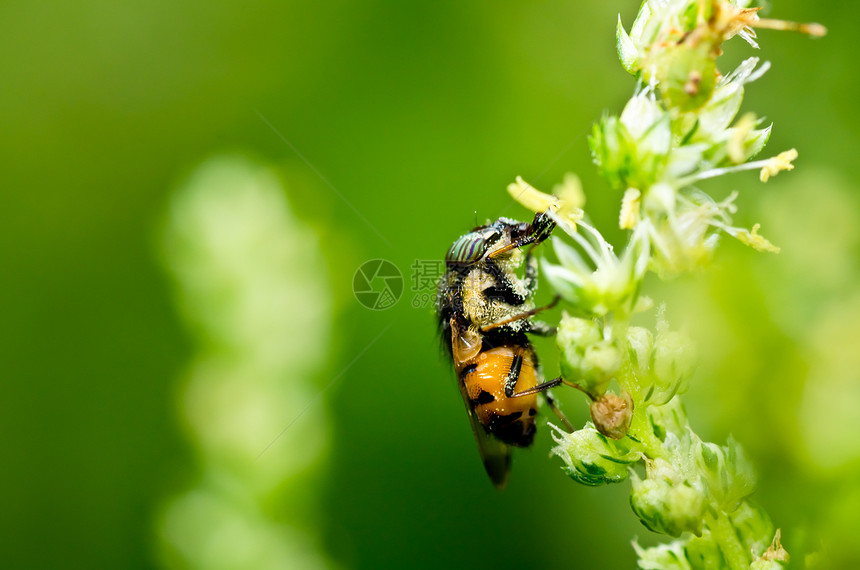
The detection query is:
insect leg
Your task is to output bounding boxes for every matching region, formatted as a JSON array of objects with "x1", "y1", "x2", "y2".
[
  {"x1": 503, "y1": 348, "x2": 525, "y2": 398},
  {"x1": 509, "y1": 376, "x2": 574, "y2": 432},
  {"x1": 509, "y1": 376, "x2": 563, "y2": 397},
  {"x1": 543, "y1": 389, "x2": 575, "y2": 433},
  {"x1": 522, "y1": 246, "x2": 539, "y2": 294}
]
